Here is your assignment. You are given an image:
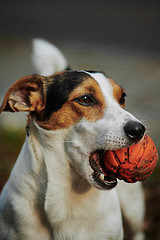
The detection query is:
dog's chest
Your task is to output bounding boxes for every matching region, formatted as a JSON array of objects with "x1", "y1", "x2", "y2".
[{"x1": 52, "y1": 189, "x2": 123, "y2": 240}]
